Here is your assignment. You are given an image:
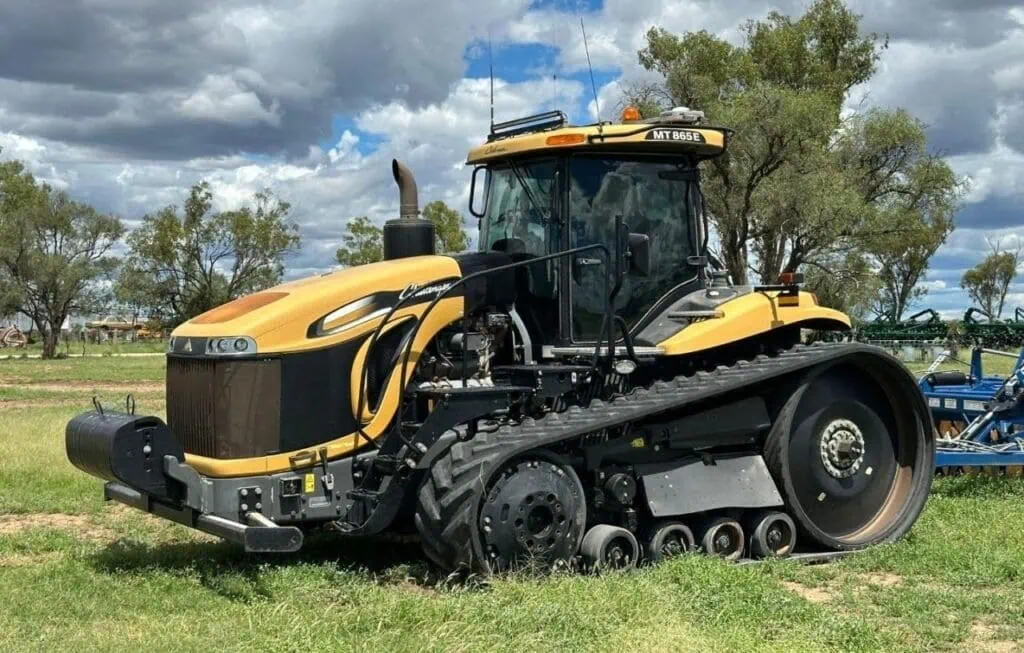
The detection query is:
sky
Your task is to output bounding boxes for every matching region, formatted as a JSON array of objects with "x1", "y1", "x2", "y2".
[{"x1": 1, "y1": 0, "x2": 1022, "y2": 319}]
